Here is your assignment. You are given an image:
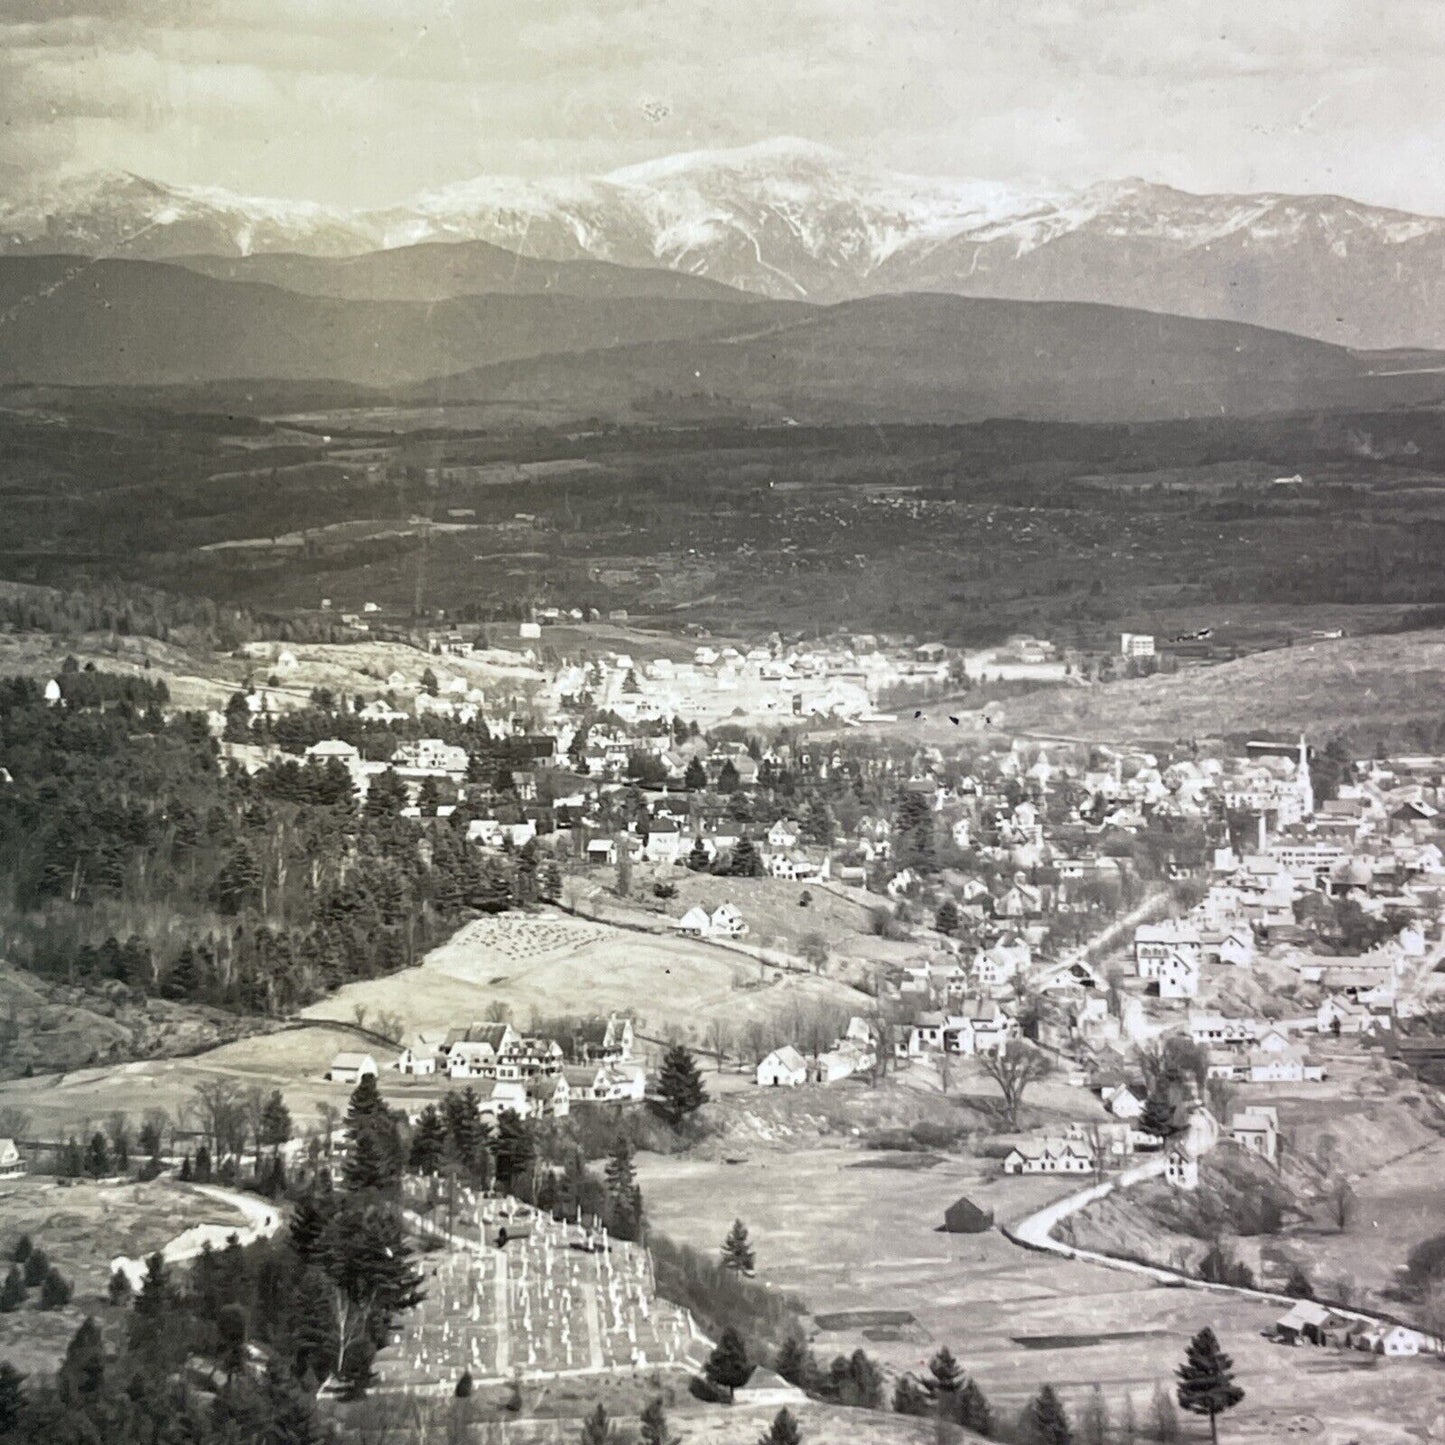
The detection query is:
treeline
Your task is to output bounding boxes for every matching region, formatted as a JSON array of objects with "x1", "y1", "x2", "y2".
[{"x1": 0, "y1": 672, "x2": 536, "y2": 1016}]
